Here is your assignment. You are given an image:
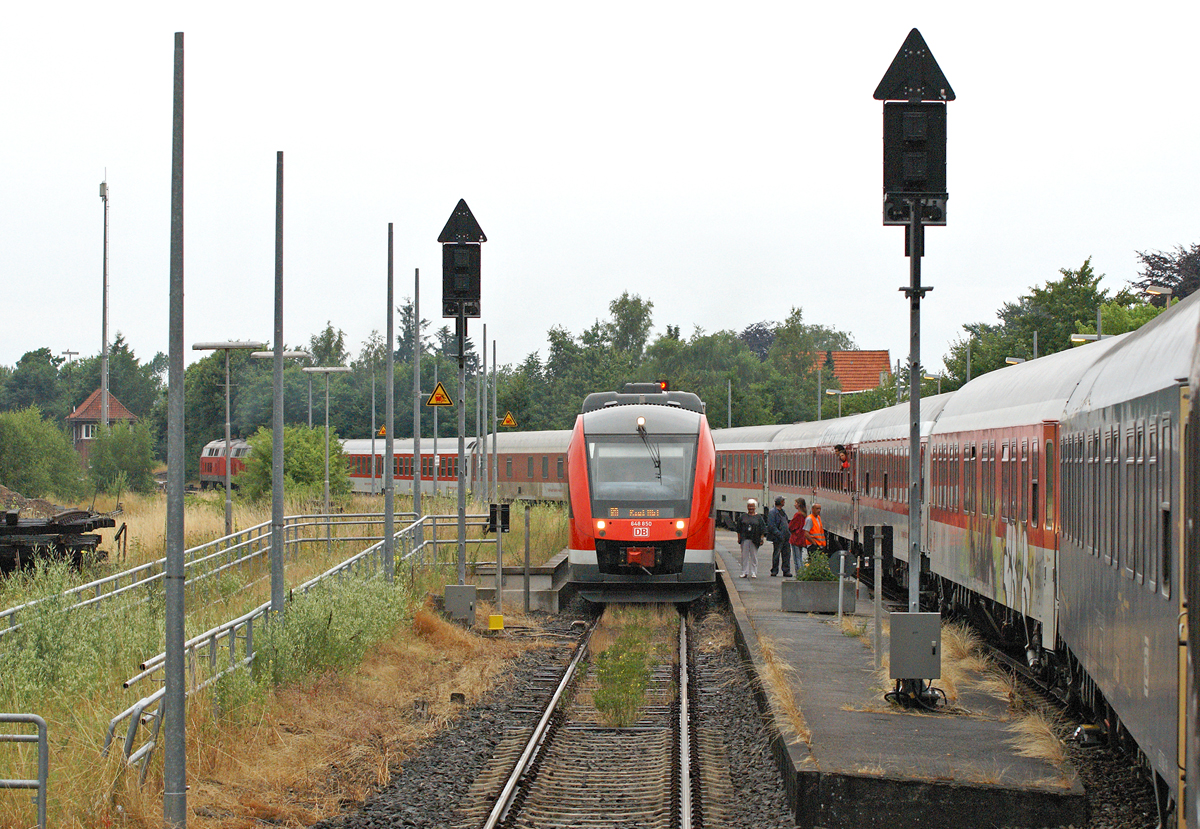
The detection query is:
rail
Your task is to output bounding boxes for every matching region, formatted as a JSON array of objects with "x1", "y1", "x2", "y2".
[
  {"x1": 104, "y1": 512, "x2": 494, "y2": 778},
  {"x1": 0, "y1": 713, "x2": 48, "y2": 829}
]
